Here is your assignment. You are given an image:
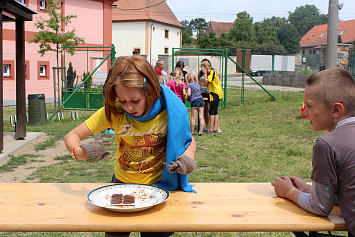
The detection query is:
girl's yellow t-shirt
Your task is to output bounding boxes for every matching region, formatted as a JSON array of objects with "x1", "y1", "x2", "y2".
[
  {"x1": 85, "y1": 107, "x2": 168, "y2": 185},
  {"x1": 207, "y1": 69, "x2": 224, "y2": 101}
]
